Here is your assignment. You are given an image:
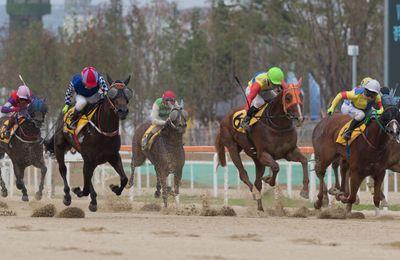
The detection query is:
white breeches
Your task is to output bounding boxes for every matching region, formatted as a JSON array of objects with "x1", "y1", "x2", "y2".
[
  {"x1": 75, "y1": 93, "x2": 101, "y2": 111},
  {"x1": 245, "y1": 87, "x2": 265, "y2": 108},
  {"x1": 341, "y1": 102, "x2": 365, "y2": 121}
]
